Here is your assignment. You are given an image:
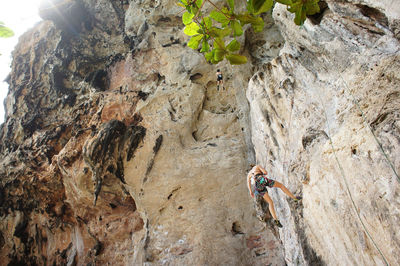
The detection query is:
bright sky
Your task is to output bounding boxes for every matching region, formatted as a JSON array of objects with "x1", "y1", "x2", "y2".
[{"x1": 0, "y1": 0, "x2": 42, "y2": 124}]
